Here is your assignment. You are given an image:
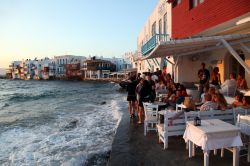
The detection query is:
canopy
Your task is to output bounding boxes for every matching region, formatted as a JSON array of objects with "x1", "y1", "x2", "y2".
[{"x1": 143, "y1": 34, "x2": 250, "y2": 73}]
